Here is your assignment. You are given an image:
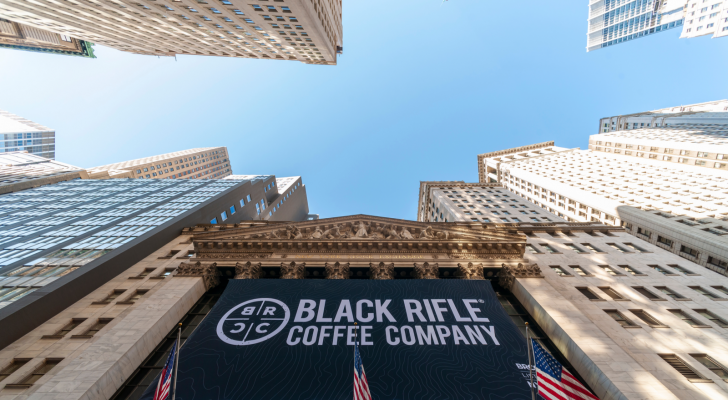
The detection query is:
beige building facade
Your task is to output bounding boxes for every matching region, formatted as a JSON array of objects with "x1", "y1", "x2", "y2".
[
  {"x1": 419, "y1": 181, "x2": 728, "y2": 399},
  {"x1": 477, "y1": 141, "x2": 728, "y2": 276},
  {"x1": 0, "y1": 18, "x2": 94, "y2": 57},
  {"x1": 87, "y1": 147, "x2": 232, "y2": 180},
  {"x1": 0, "y1": 0, "x2": 341, "y2": 64}
]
